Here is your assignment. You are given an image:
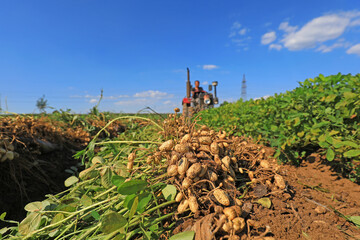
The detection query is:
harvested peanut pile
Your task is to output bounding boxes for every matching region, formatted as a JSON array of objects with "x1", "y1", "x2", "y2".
[
  {"x1": 146, "y1": 114, "x2": 283, "y2": 239},
  {"x1": 151, "y1": 114, "x2": 360, "y2": 240}
]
